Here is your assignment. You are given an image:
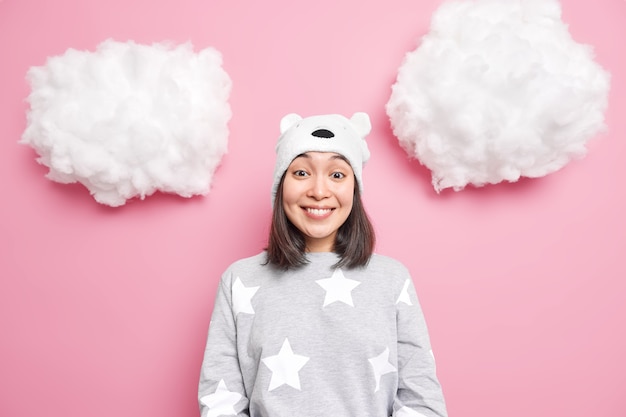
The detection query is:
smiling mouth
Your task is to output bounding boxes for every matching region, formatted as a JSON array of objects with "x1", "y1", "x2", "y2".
[{"x1": 305, "y1": 207, "x2": 333, "y2": 216}]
